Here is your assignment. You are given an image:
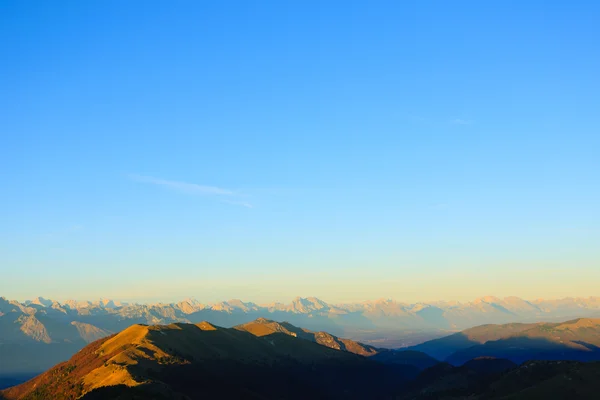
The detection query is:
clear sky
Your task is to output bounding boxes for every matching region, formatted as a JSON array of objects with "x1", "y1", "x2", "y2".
[{"x1": 1, "y1": 1, "x2": 599, "y2": 304}]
